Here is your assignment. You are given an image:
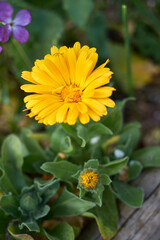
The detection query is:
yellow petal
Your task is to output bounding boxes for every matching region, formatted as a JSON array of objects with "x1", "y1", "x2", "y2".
[
  {"x1": 77, "y1": 102, "x2": 88, "y2": 113},
  {"x1": 83, "y1": 98, "x2": 107, "y2": 115},
  {"x1": 56, "y1": 103, "x2": 69, "y2": 123},
  {"x1": 98, "y1": 98, "x2": 116, "y2": 108},
  {"x1": 73, "y1": 42, "x2": 81, "y2": 57},
  {"x1": 93, "y1": 87, "x2": 116, "y2": 98},
  {"x1": 88, "y1": 109, "x2": 101, "y2": 122},
  {"x1": 79, "y1": 113, "x2": 90, "y2": 124},
  {"x1": 66, "y1": 104, "x2": 79, "y2": 125},
  {"x1": 21, "y1": 84, "x2": 54, "y2": 93},
  {"x1": 21, "y1": 71, "x2": 38, "y2": 84}
]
